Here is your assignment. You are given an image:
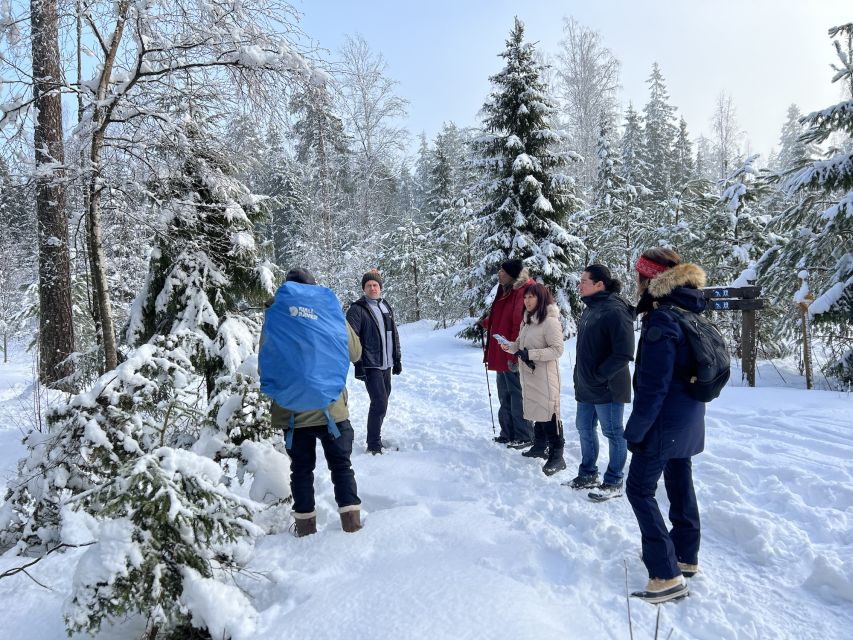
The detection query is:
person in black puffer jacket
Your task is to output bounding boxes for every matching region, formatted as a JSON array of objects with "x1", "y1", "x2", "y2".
[
  {"x1": 568, "y1": 264, "x2": 636, "y2": 500},
  {"x1": 346, "y1": 270, "x2": 402, "y2": 455},
  {"x1": 625, "y1": 247, "x2": 707, "y2": 604}
]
